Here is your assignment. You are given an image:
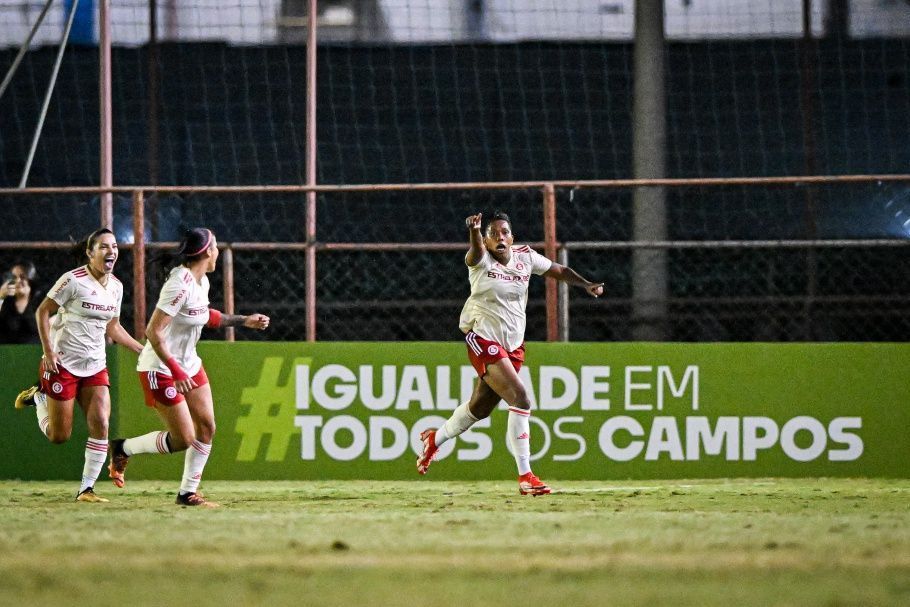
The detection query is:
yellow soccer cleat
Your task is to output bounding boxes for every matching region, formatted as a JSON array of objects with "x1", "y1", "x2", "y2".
[
  {"x1": 75, "y1": 487, "x2": 110, "y2": 503},
  {"x1": 14, "y1": 384, "x2": 39, "y2": 409}
]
